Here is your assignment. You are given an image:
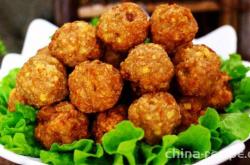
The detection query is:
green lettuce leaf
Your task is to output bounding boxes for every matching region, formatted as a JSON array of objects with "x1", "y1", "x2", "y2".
[
  {"x1": 0, "y1": 103, "x2": 41, "y2": 157},
  {"x1": 235, "y1": 77, "x2": 250, "y2": 101},
  {"x1": 226, "y1": 99, "x2": 250, "y2": 113},
  {"x1": 166, "y1": 149, "x2": 192, "y2": 165},
  {"x1": 151, "y1": 135, "x2": 178, "y2": 165},
  {"x1": 15, "y1": 104, "x2": 37, "y2": 123},
  {"x1": 199, "y1": 108, "x2": 220, "y2": 130},
  {"x1": 0, "y1": 68, "x2": 20, "y2": 88},
  {"x1": 74, "y1": 146, "x2": 109, "y2": 165},
  {"x1": 102, "y1": 120, "x2": 144, "y2": 165},
  {"x1": 139, "y1": 136, "x2": 179, "y2": 165},
  {"x1": 0, "y1": 68, "x2": 19, "y2": 106},
  {"x1": 221, "y1": 54, "x2": 250, "y2": 113},
  {"x1": 40, "y1": 150, "x2": 74, "y2": 165},
  {"x1": 0, "y1": 103, "x2": 37, "y2": 136},
  {"x1": 50, "y1": 139, "x2": 95, "y2": 152},
  {"x1": 139, "y1": 143, "x2": 158, "y2": 165},
  {"x1": 49, "y1": 139, "x2": 106, "y2": 165},
  {"x1": 7, "y1": 133, "x2": 40, "y2": 156},
  {"x1": 219, "y1": 113, "x2": 250, "y2": 143},
  {"x1": 210, "y1": 137, "x2": 223, "y2": 151},
  {"x1": 0, "y1": 104, "x2": 8, "y2": 115},
  {"x1": 0, "y1": 85, "x2": 12, "y2": 106},
  {"x1": 174, "y1": 125, "x2": 211, "y2": 159},
  {"x1": 0, "y1": 69, "x2": 41, "y2": 157},
  {"x1": 221, "y1": 54, "x2": 249, "y2": 80},
  {"x1": 210, "y1": 130, "x2": 223, "y2": 151},
  {"x1": 198, "y1": 108, "x2": 222, "y2": 151}
]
